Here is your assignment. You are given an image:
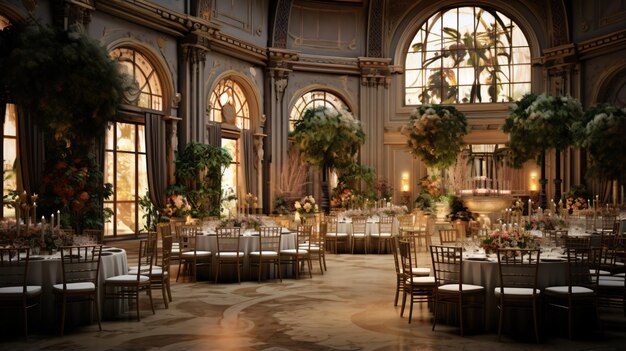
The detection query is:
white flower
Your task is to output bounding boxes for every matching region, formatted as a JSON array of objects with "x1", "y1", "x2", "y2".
[
  {"x1": 295, "y1": 202, "x2": 302, "y2": 209},
  {"x1": 304, "y1": 203, "x2": 312, "y2": 211}
]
